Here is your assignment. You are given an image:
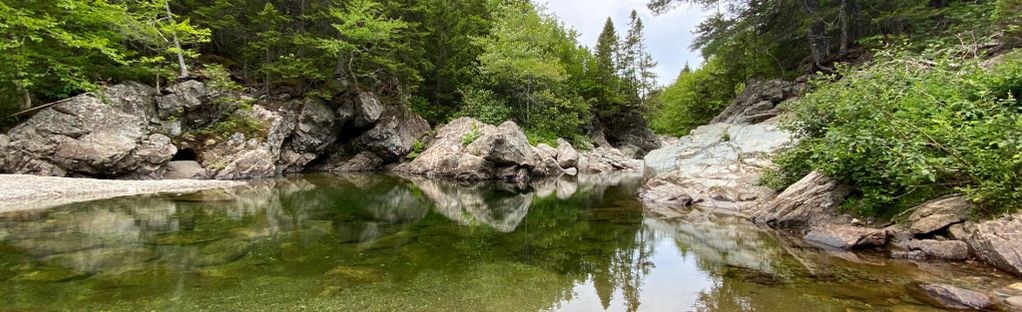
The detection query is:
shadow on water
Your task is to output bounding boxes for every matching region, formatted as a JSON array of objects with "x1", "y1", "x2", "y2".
[{"x1": 0, "y1": 172, "x2": 1013, "y2": 311}]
